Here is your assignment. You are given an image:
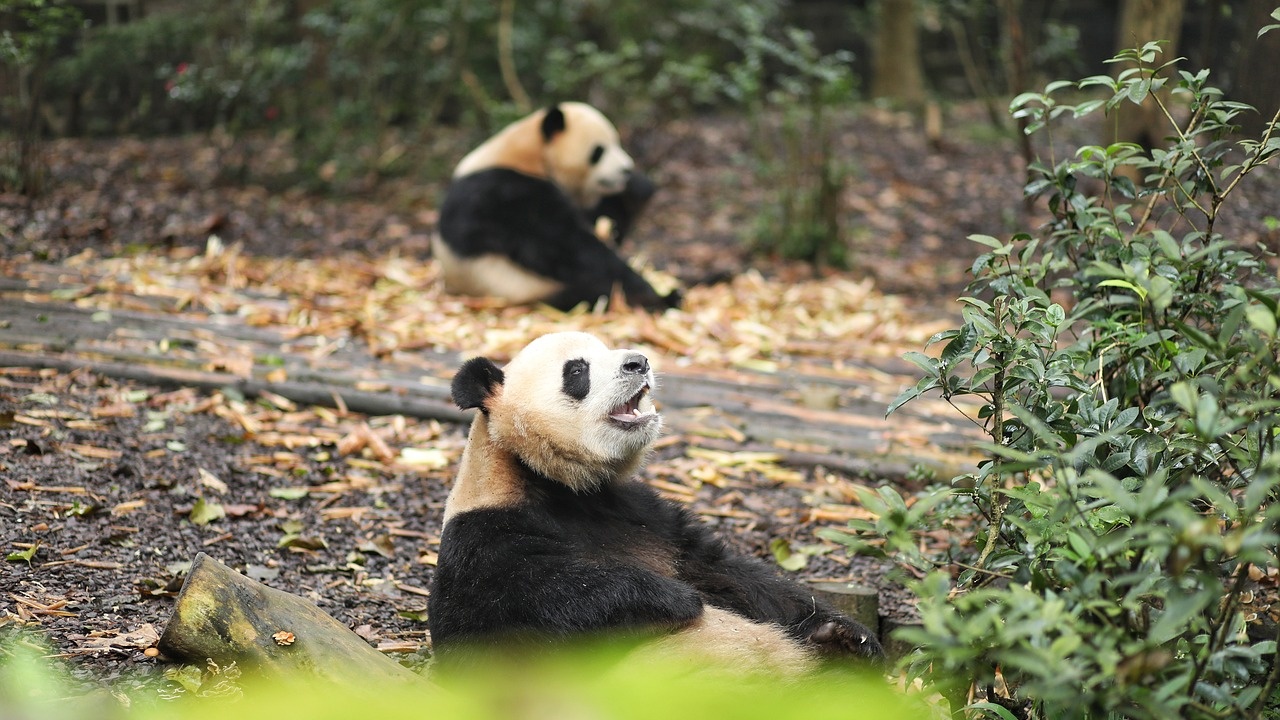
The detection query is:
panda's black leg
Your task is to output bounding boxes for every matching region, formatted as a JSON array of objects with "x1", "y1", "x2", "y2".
[
  {"x1": 677, "y1": 543, "x2": 885, "y2": 661},
  {"x1": 542, "y1": 286, "x2": 601, "y2": 313},
  {"x1": 541, "y1": 267, "x2": 669, "y2": 313},
  {"x1": 589, "y1": 172, "x2": 656, "y2": 247}
]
